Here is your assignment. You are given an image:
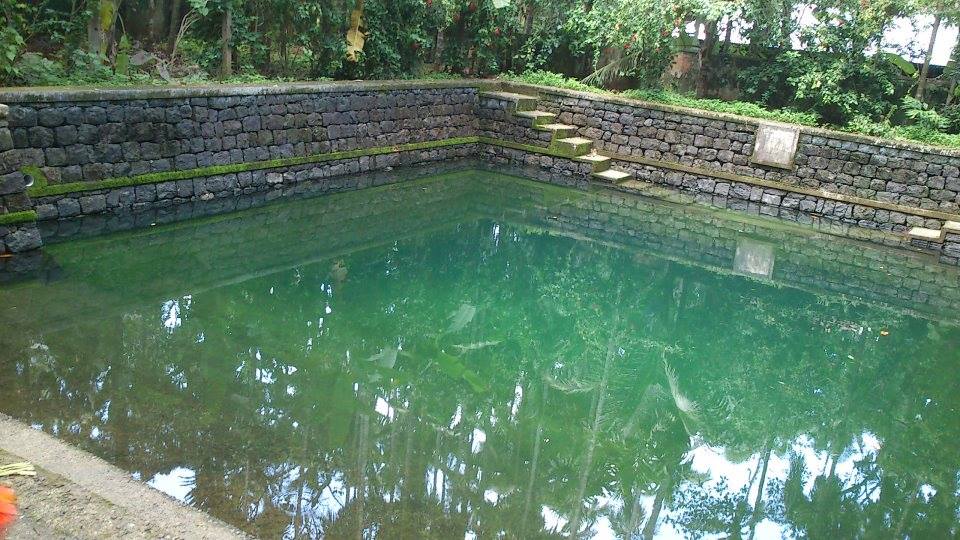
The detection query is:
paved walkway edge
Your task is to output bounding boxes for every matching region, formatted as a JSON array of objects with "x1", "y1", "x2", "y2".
[{"x1": 0, "y1": 413, "x2": 246, "y2": 539}]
